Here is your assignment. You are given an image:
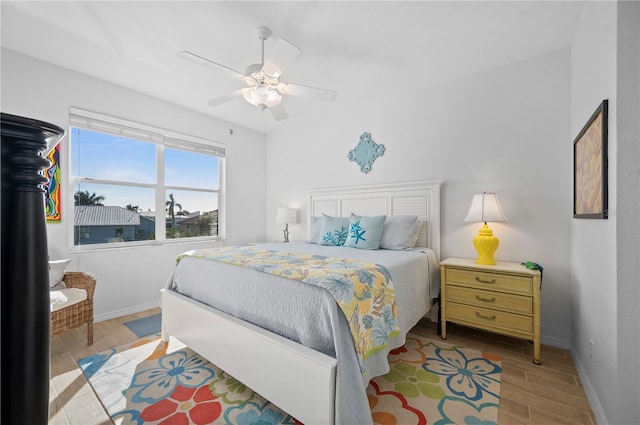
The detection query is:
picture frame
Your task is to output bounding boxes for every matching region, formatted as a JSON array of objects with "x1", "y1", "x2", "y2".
[
  {"x1": 45, "y1": 143, "x2": 62, "y2": 222},
  {"x1": 573, "y1": 99, "x2": 608, "y2": 219}
]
